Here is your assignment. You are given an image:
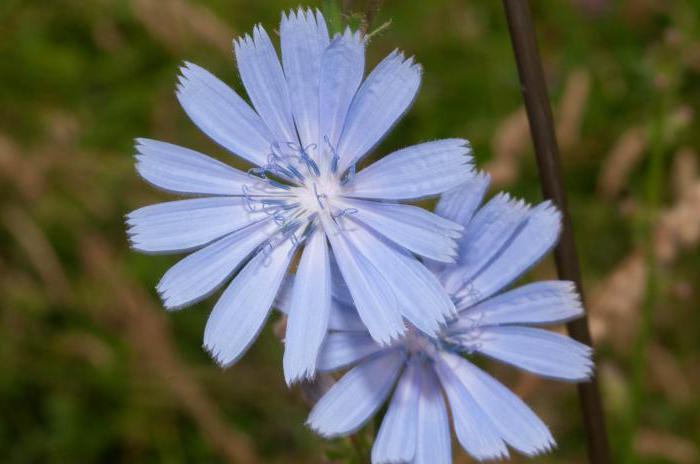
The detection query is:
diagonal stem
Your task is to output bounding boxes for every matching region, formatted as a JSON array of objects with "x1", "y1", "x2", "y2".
[
  {"x1": 364, "y1": 0, "x2": 384, "y2": 30},
  {"x1": 501, "y1": 1, "x2": 612, "y2": 463}
]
